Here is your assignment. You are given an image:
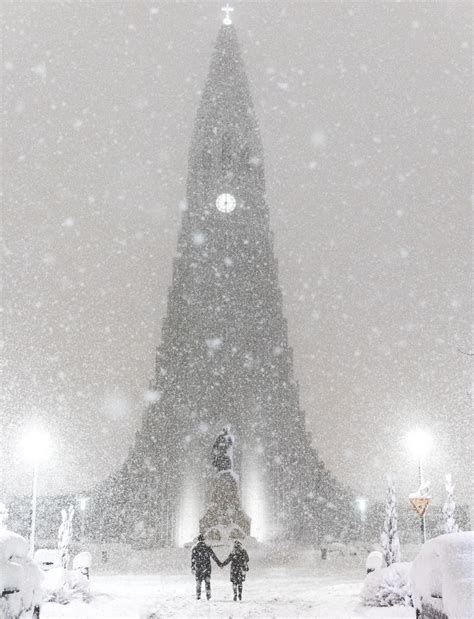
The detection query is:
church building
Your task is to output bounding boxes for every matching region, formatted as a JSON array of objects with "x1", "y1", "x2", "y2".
[{"x1": 96, "y1": 8, "x2": 353, "y2": 548}]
